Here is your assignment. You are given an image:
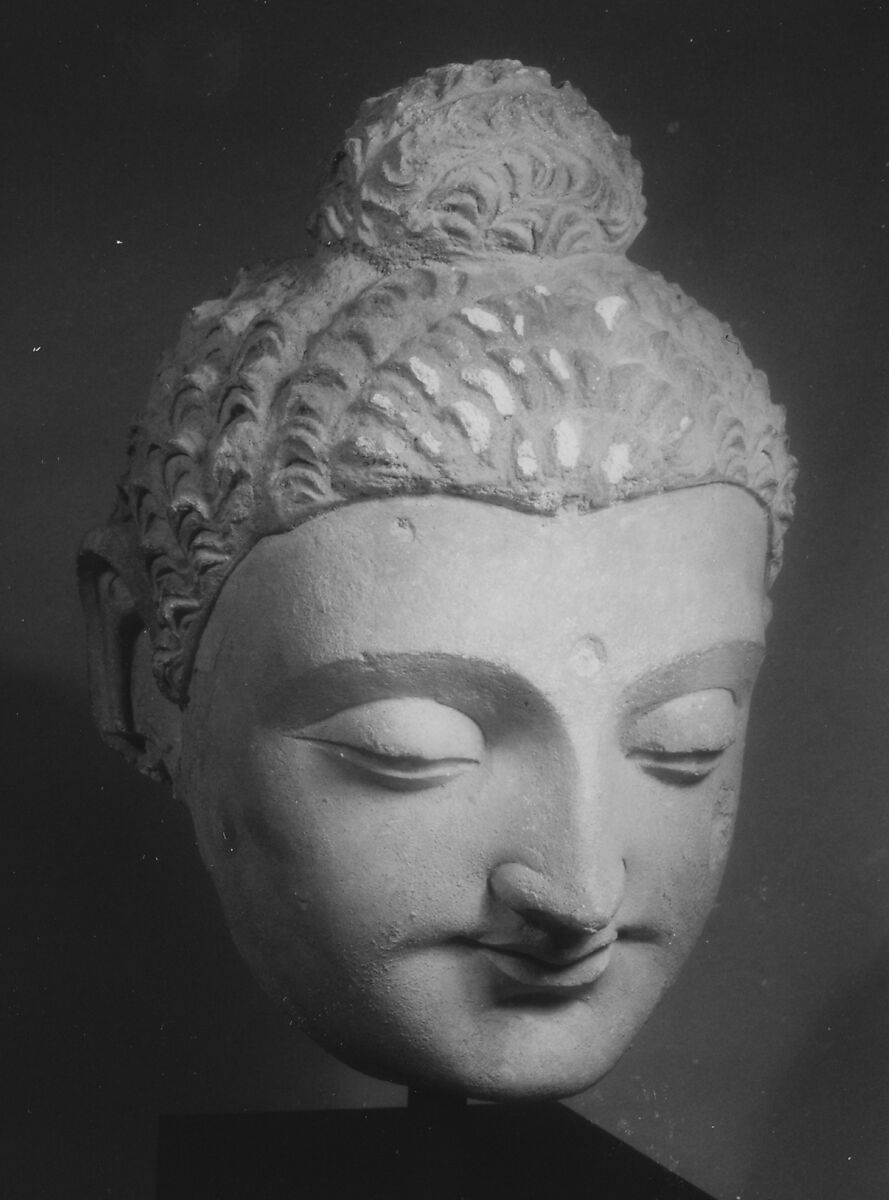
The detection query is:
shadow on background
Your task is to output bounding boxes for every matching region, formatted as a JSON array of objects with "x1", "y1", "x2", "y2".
[
  {"x1": 746, "y1": 950, "x2": 889, "y2": 1200},
  {"x1": 0, "y1": 665, "x2": 392, "y2": 1198}
]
